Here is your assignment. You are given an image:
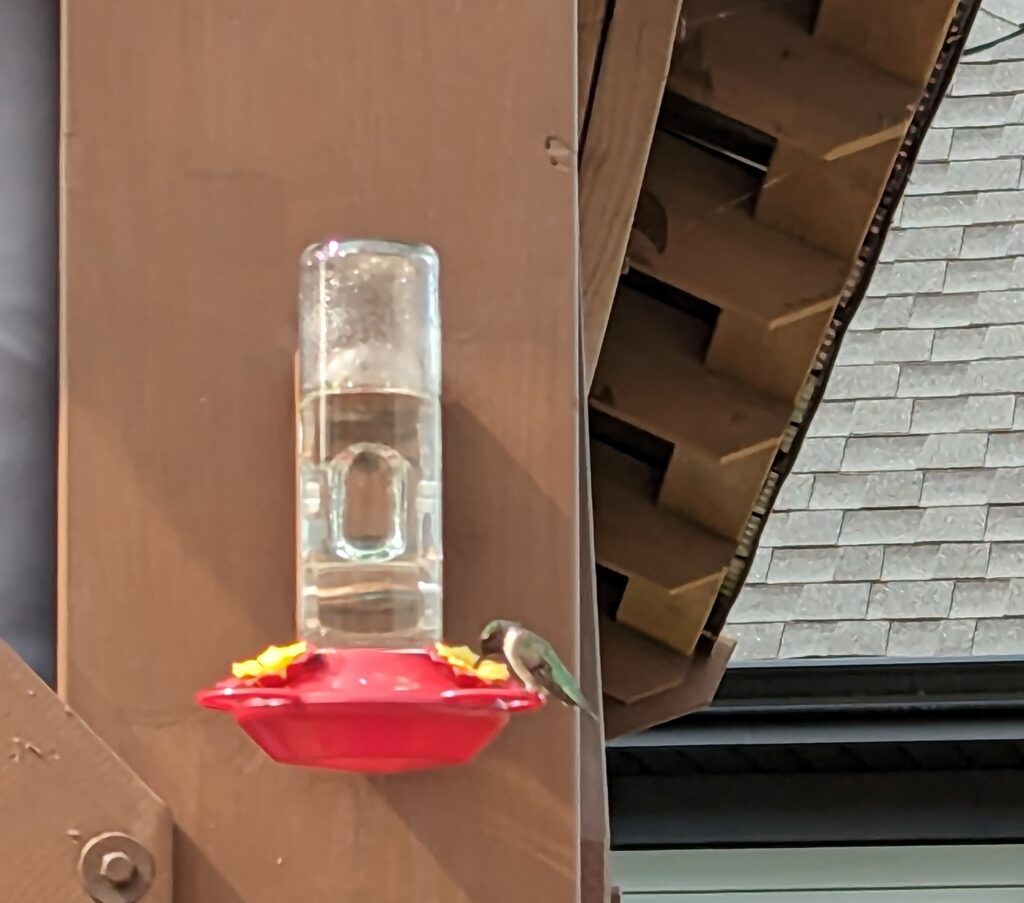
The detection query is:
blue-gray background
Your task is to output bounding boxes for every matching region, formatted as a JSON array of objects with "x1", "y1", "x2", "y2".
[{"x1": 0, "y1": 0, "x2": 58, "y2": 682}]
